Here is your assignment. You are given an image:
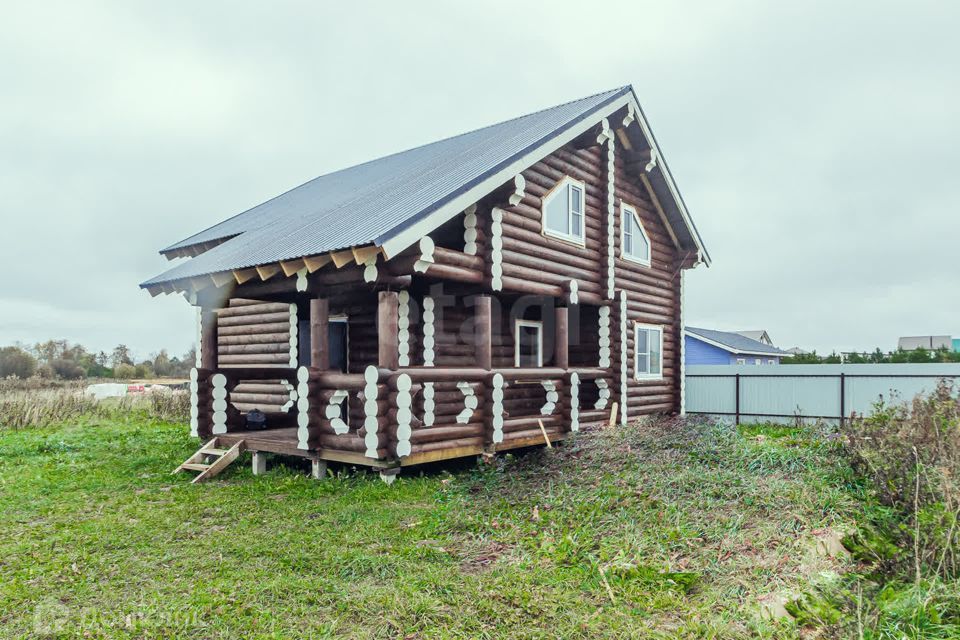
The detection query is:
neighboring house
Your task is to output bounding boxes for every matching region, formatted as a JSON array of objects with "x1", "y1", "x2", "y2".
[
  {"x1": 735, "y1": 330, "x2": 773, "y2": 346},
  {"x1": 785, "y1": 347, "x2": 809, "y2": 356},
  {"x1": 141, "y1": 86, "x2": 710, "y2": 479},
  {"x1": 685, "y1": 327, "x2": 789, "y2": 365},
  {"x1": 898, "y1": 336, "x2": 954, "y2": 351}
]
